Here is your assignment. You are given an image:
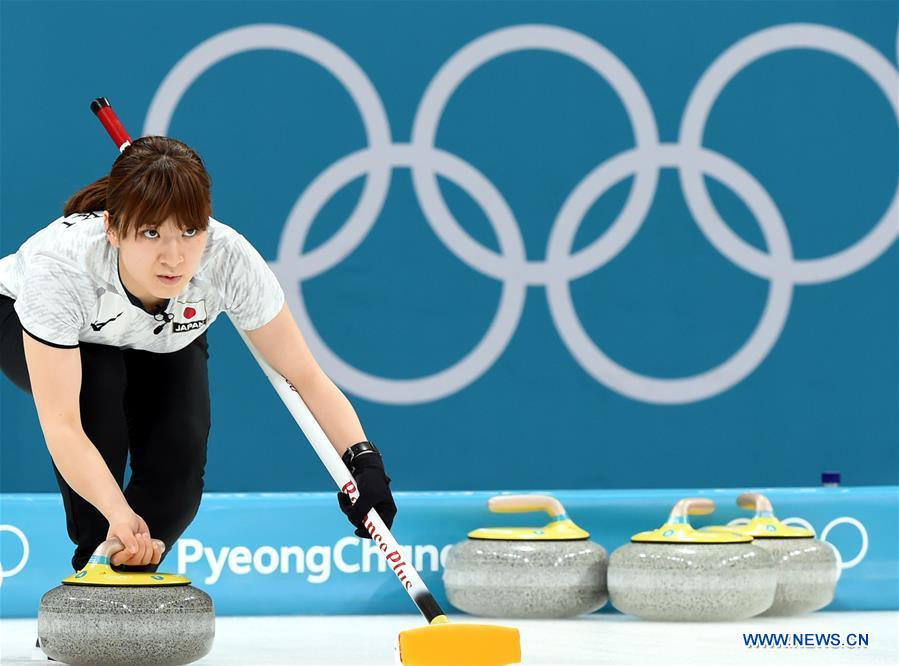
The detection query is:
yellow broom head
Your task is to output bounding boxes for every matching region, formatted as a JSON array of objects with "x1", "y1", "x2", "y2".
[{"x1": 398, "y1": 619, "x2": 521, "y2": 666}]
